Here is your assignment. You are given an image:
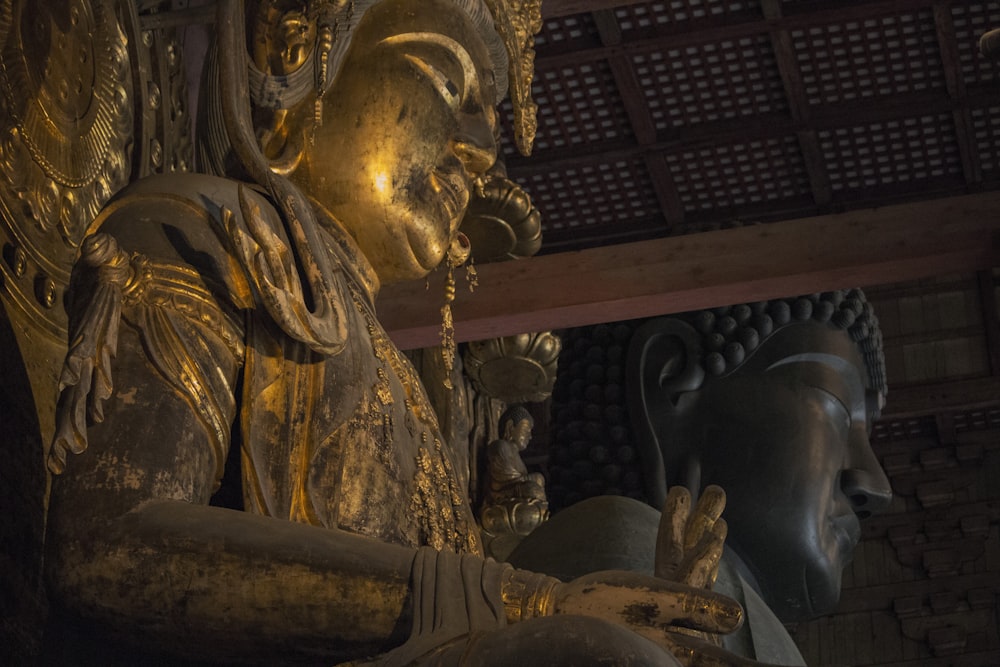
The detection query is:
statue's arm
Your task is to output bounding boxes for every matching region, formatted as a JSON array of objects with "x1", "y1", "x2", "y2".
[{"x1": 44, "y1": 224, "x2": 414, "y2": 663}]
